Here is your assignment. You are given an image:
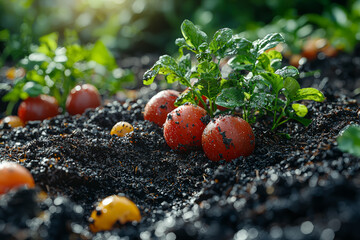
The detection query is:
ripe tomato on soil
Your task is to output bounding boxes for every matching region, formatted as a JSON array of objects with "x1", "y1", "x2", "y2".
[
  {"x1": 89, "y1": 195, "x2": 141, "y2": 233},
  {"x1": 66, "y1": 84, "x2": 101, "y2": 115},
  {"x1": 202, "y1": 115, "x2": 255, "y2": 162},
  {"x1": 164, "y1": 104, "x2": 209, "y2": 151},
  {"x1": 0, "y1": 161, "x2": 35, "y2": 195},
  {"x1": 0, "y1": 116, "x2": 25, "y2": 128},
  {"x1": 144, "y1": 90, "x2": 180, "y2": 127},
  {"x1": 18, "y1": 95, "x2": 59, "y2": 122}
]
